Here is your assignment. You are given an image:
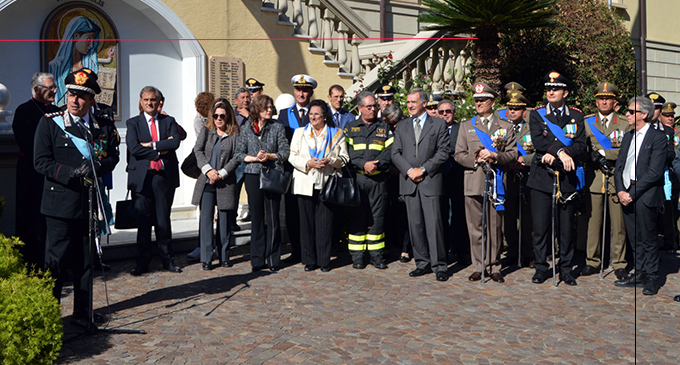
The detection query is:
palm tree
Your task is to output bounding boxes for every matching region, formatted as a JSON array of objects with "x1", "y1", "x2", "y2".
[{"x1": 419, "y1": 0, "x2": 559, "y2": 91}]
